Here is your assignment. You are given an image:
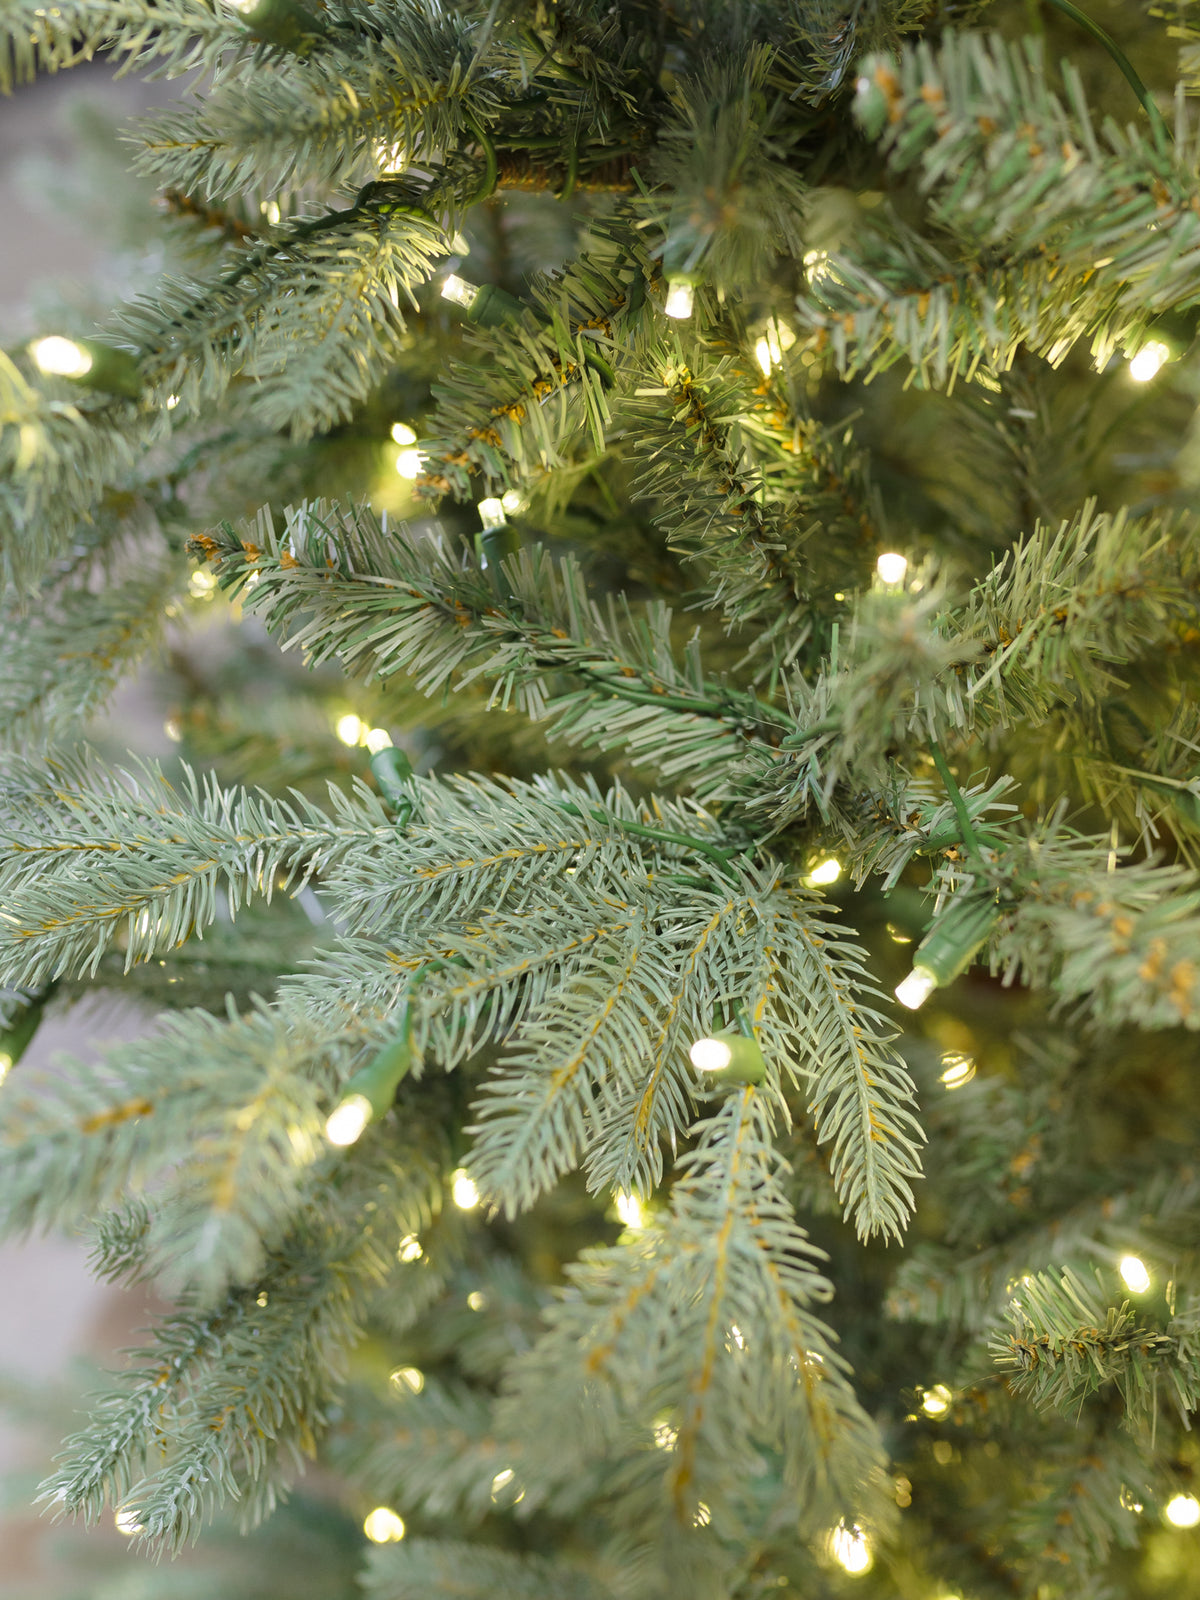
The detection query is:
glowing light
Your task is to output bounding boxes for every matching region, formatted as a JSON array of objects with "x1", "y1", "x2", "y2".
[
  {"x1": 805, "y1": 857, "x2": 842, "y2": 887},
  {"x1": 256, "y1": 1291, "x2": 268, "y2": 1307},
  {"x1": 336, "y1": 713, "x2": 365, "y2": 746},
  {"x1": 467, "y1": 1290, "x2": 487, "y2": 1311},
  {"x1": 664, "y1": 278, "x2": 695, "y2": 319},
  {"x1": 829, "y1": 1522, "x2": 872, "y2": 1574},
  {"x1": 615, "y1": 1192, "x2": 646, "y2": 1229},
  {"x1": 1120, "y1": 1255, "x2": 1151, "y2": 1294},
  {"x1": 689, "y1": 1037, "x2": 733, "y2": 1073},
  {"x1": 363, "y1": 1507, "x2": 406, "y2": 1543},
  {"x1": 876, "y1": 551, "x2": 908, "y2": 586},
  {"x1": 165, "y1": 393, "x2": 180, "y2": 410},
  {"x1": 886, "y1": 923, "x2": 912, "y2": 944},
  {"x1": 223, "y1": 0, "x2": 259, "y2": 13},
  {"x1": 1166, "y1": 1493, "x2": 1200, "y2": 1528},
  {"x1": 441, "y1": 273, "x2": 477, "y2": 309},
  {"x1": 753, "y1": 321, "x2": 795, "y2": 375},
  {"x1": 364, "y1": 727, "x2": 393, "y2": 754},
  {"x1": 395, "y1": 448, "x2": 423, "y2": 479},
  {"x1": 803, "y1": 248, "x2": 830, "y2": 283},
  {"x1": 939, "y1": 1053, "x2": 976, "y2": 1089},
  {"x1": 374, "y1": 140, "x2": 407, "y2": 170},
  {"x1": 452, "y1": 1168, "x2": 480, "y2": 1209},
  {"x1": 187, "y1": 568, "x2": 217, "y2": 598},
  {"x1": 30, "y1": 335, "x2": 92, "y2": 378},
  {"x1": 114, "y1": 1507, "x2": 144, "y2": 1536},
  {"x1": 397, "y1": 1234, "x2": 423, "y2": 1263},
  {"x1": 1128, "y1": 340, "x2": 1171, "y2": 382},
  {"x1": 500, "y1": 488, "x2": 524, "y2": 514},
  {"x1": 477, "y1": 497, "x2": 505, "y2": 530},
  {"x1": 895, "y1": 966, "x2": 937, "y2": 1010},
  {"x1": 389, "y1": 1366, "x2": 425, "y2": 1394},
  {"x1": 0, "y1": 1052, "x2": 11, "y2": 1087},
  {"x1": 325, "y1": 1094, "x2": 372, "y2": 1147},
  {"x1": 921, "y1": 1383, "x2": 952, "y2": 1417},
  {"x1": 490, "y1": 1469, "x2": 514, "y2": 1499},
  {"x1": 163, "y1": 717, "x2": 183, "y2": 744},
  {"x1": 653, "y1": 1419, "x2": 678, "y2": 1450},
  {"x1": 692, "y1": 1502, "x2": 711, "y2": 1528},
  {"x1": 259, "y1": 199, "x2": 281, "y2": 225},
  {"x1": 729, "y1": 1323, "x2": 746, "y2": 1350},
  {"x1": 390, "y1": 422, "x2": 418, "y2": 446}
]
